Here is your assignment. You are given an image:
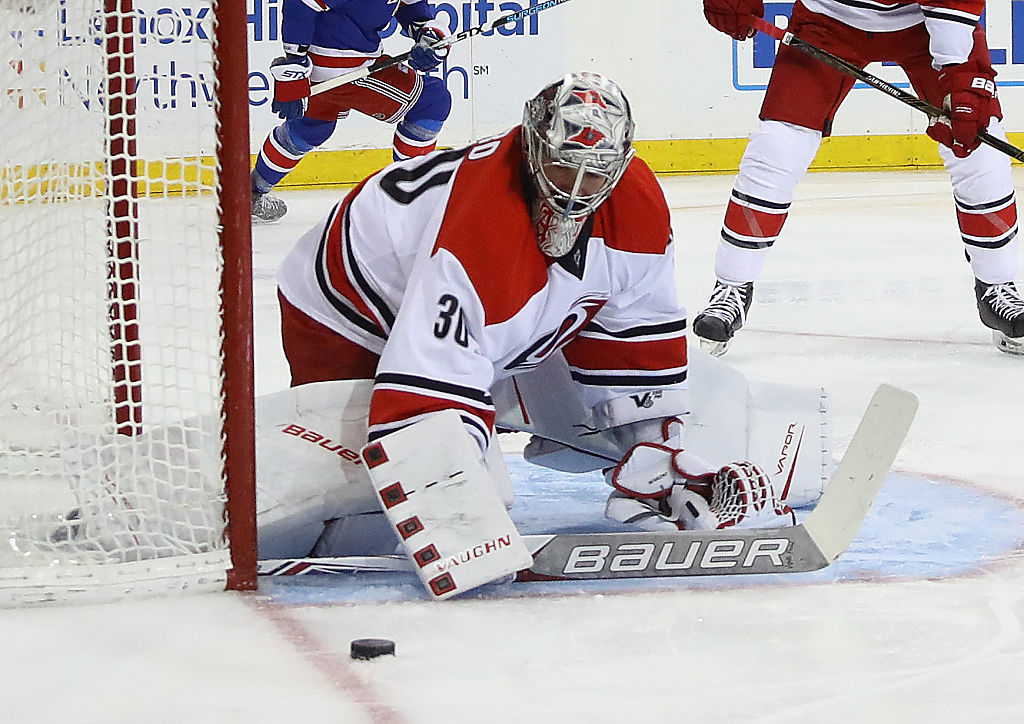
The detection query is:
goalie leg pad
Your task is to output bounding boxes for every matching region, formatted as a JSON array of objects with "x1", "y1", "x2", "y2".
[
  {"x1": 255, "y1": 380, "x2": 379, "y2": 559},
  {"x1": 362, "y1": 411, "x2": 533, "y2": 600}
]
